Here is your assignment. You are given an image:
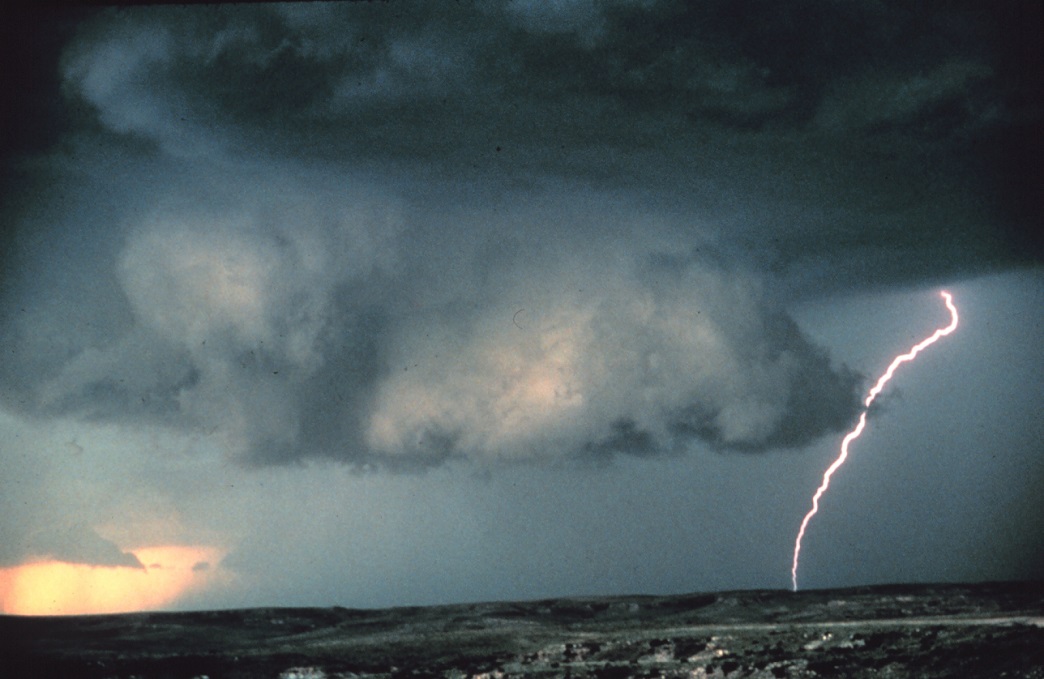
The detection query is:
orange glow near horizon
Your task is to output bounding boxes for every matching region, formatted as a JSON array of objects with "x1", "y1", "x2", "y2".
[{"x1": 0, "y1": 545, "x2": 225, "y2": 616}]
